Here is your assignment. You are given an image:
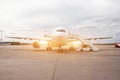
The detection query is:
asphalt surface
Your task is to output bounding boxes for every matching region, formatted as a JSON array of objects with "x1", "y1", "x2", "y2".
[{"x1": 0, "y1": 45, "x2": 120, "y2": 80}]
